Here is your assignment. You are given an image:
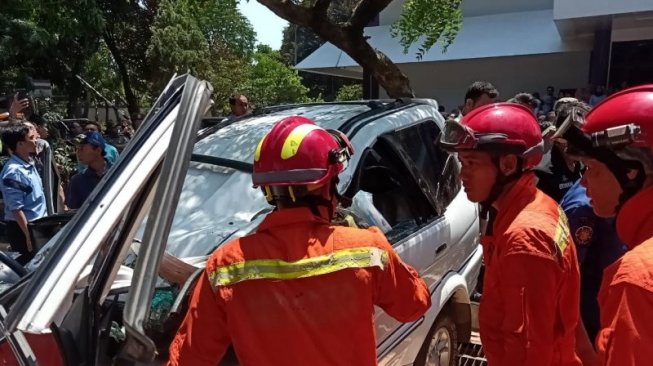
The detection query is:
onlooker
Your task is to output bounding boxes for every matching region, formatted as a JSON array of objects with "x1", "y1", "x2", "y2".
[
  {"x1": 508, "y1": 92, "x2": 537, "y2": 113},
  {"x1": 32, "y1": 116, "x2": 49, "y2": 140},
  {"x1": 461, "y1": 81, "x2": 499, "y2": 116},
  {"x1": 24, "y1": 118, "x2": 66, "y2": 213},
  {"x1": 0, "y1": 124, "x2": 47, "y2": 264},
  {"x1": 71, "y1": 121, "x2": 84, "y2": 135},
  {"x1": 228, "y1": 94, "x2": 250, "y2": 118},
  {"x1": 105, "y1": 120, "x2": 130, "y2": 151},
  {"x1": 534, "y1": 98, "x2": 583, "y2": 202},
  {"x1": 540, "y1": 86, "x2": 557, "y2": 114},
  {"x1": 83, "y1": 122, "x2": 119, "y2": 164},
  {"x1": 589, "y1": 85, "x2": 607, "y2": 106},
  {"x1": 21, "y1": 121, "x2": 49, "y2": 178},
  {"x1": 574, "y1": 86, "x2": 591, "y2": 104},
  {"x1": 66, "y1": 132, "x2": 111, "y2": 209},
  {"x1": 532, "y1": 92, "x2": 543, "y2": 115}
]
